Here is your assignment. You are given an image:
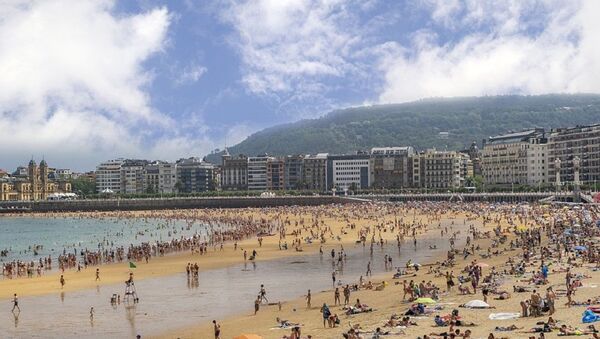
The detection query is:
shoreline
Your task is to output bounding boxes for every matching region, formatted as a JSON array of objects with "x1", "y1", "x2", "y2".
[{"x1": 0, "y1": 204, "x2": 442, "y2": 300}]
